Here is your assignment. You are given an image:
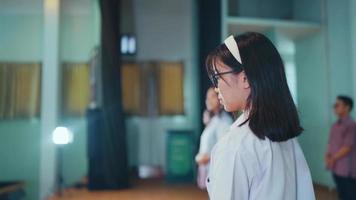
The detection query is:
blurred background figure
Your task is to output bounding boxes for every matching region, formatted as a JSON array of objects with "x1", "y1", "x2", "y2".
[
  {"x1": 195, "y1": 87, "x2": 232, "y2": 189},
  {"x1": 325, "y1": 96, "x2": 356, "y2": 200}
]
